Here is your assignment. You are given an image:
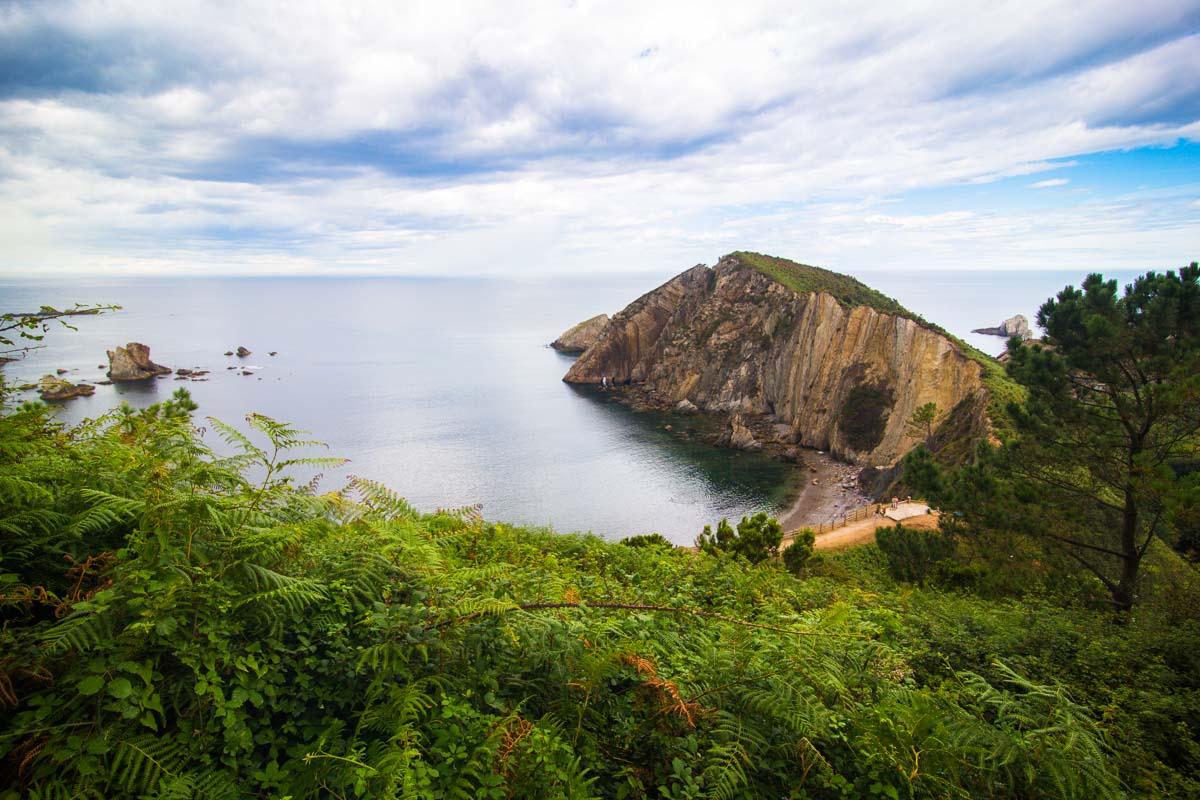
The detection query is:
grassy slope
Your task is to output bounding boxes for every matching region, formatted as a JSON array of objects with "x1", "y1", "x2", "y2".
[
  {"x1": 3, "y1": 390, "x2": 1196, "y2": 797},
  {"x1": 731, "y1": 251, "x2": 1024, "y2": 439}
]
